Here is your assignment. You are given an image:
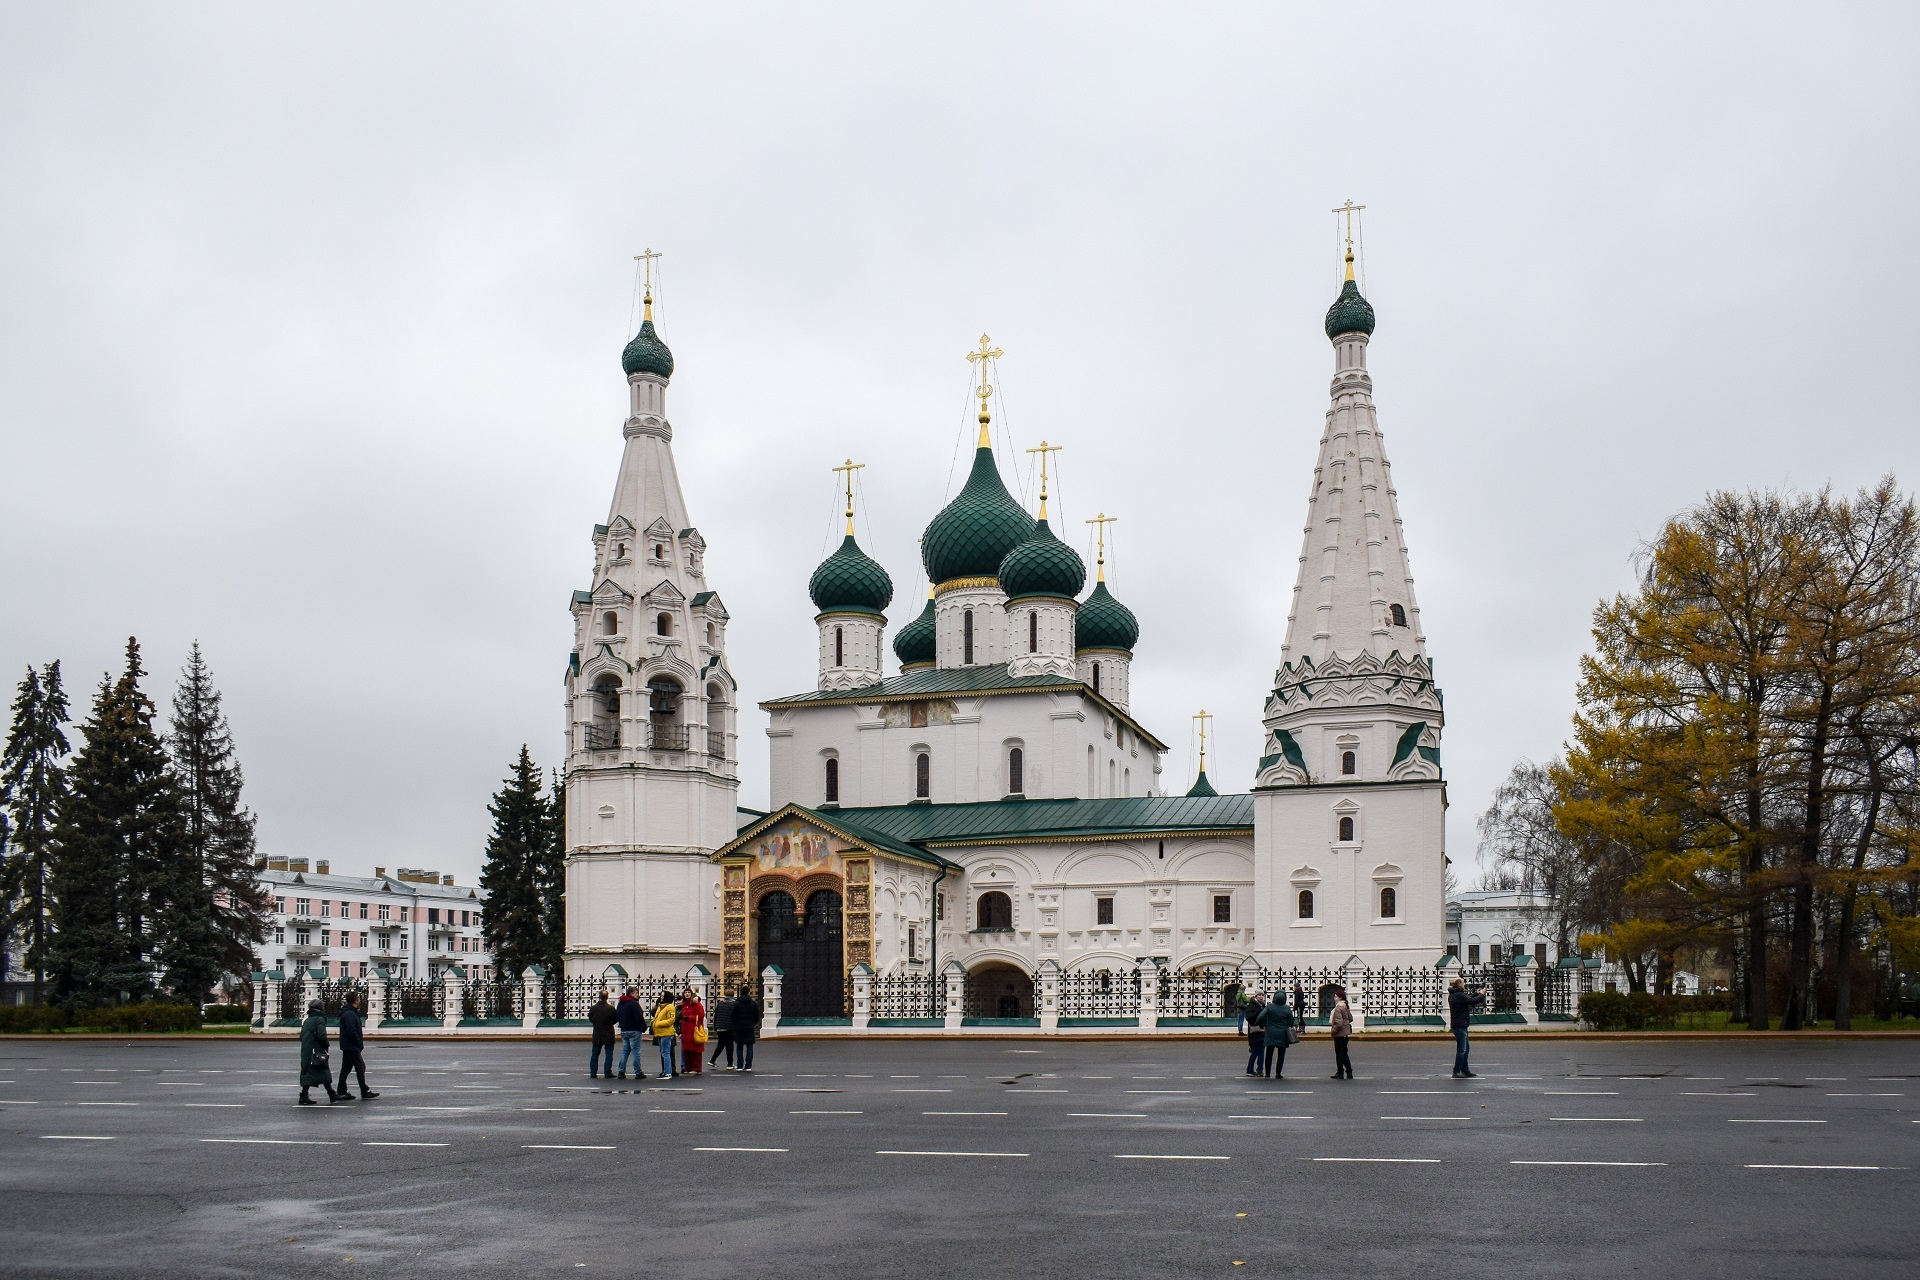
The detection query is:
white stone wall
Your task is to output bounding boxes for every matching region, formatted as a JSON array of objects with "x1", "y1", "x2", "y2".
[
  {"x1": 1004, "y1": 598, "x2": 1077, "y2": 679},
  {"x1": 816, "y1": 613, "x2": 886, "y2": 690},
  {"x1": 935, "y1": 584, "x2": 1007, "y2": 668},
  {"x1": 1074, "y1": 650, "x2": 1132, "y2": 712}
]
